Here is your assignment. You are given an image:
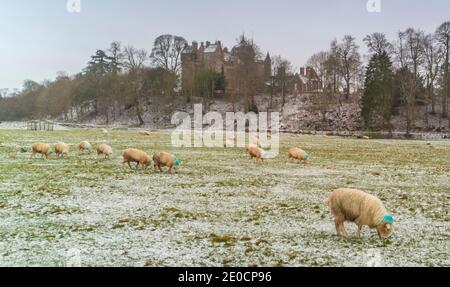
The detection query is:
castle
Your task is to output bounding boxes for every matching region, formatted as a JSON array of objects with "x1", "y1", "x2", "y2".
[{"x1": 181, "y1": 40, "x2": 321, "y2": 97}]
